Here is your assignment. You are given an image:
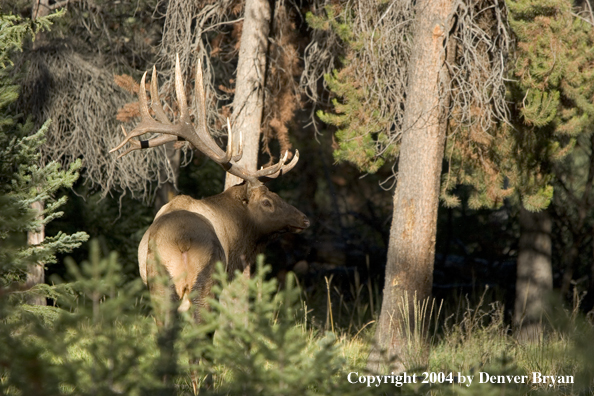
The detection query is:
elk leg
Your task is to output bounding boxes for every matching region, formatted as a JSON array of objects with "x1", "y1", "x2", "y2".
[
  {"x1": 146, "y1": 247, "x2": 176, "y2": 328},
  {"x1": 146, "y1": 242, "x2": 181, "y2": 389},
  {"x1": 188, "y1": 251, "x2": 219, "y2": 394}
]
